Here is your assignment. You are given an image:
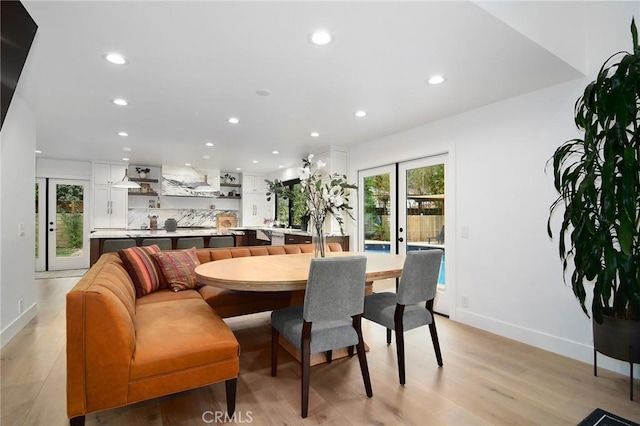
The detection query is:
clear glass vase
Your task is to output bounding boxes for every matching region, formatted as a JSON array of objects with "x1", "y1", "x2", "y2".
[{"x1": 312, "y1": 222, "x2": 326, "y2": 258}]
